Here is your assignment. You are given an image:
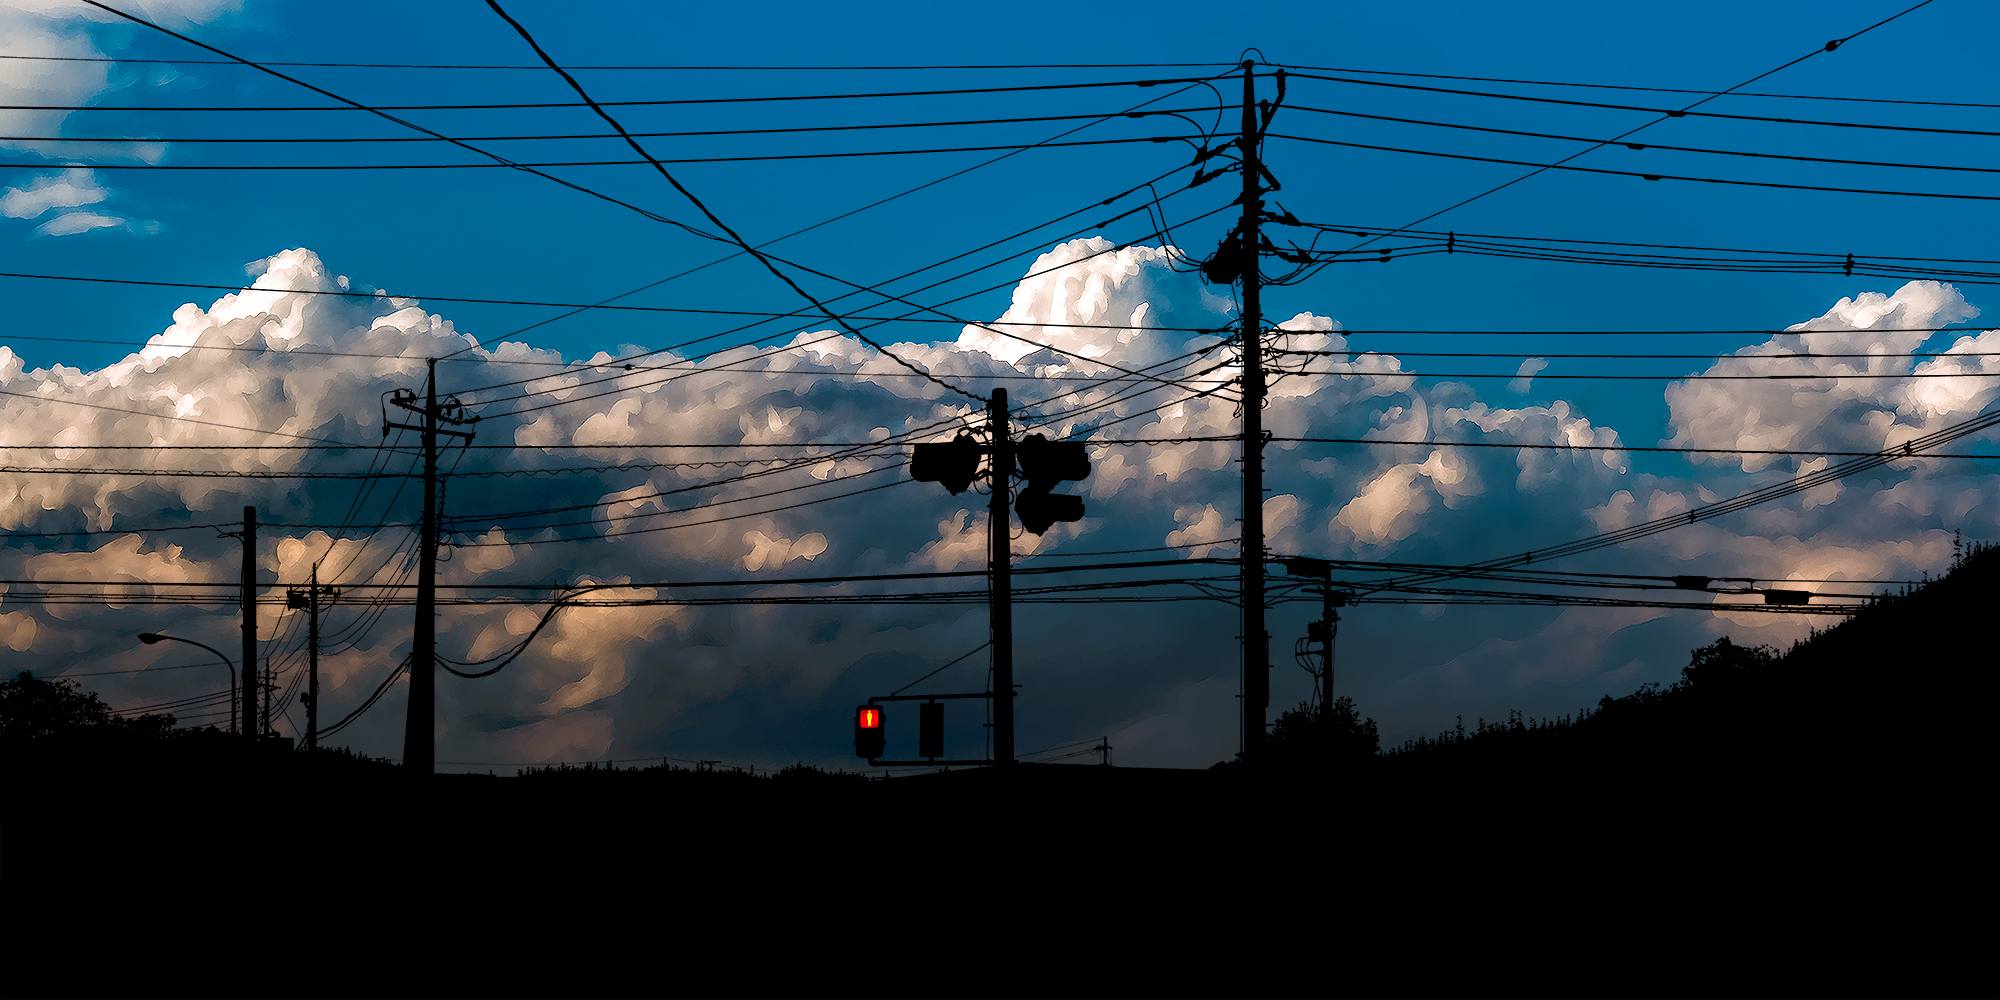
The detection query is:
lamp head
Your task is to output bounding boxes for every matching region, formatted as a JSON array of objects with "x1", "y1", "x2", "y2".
[{"x1": 138, "y1": 633, "x2": 164, "y2": 645}]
